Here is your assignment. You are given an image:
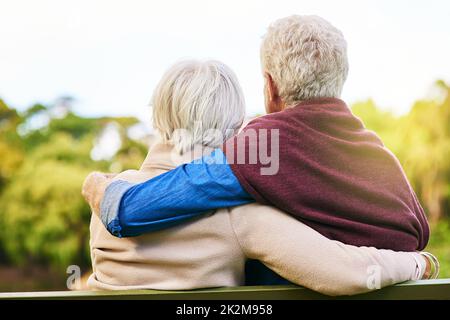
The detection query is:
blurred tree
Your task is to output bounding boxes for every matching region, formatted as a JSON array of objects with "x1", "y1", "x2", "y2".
[
  {"x1": 0, "y1": 98, "x2": 148, "y2": 270},
  {"x1": 0, "y1": 153, "x2": 93, "y2": 267},
  {"x1": 0, "y1": 99, "x2": 24, "y2": 190}
]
